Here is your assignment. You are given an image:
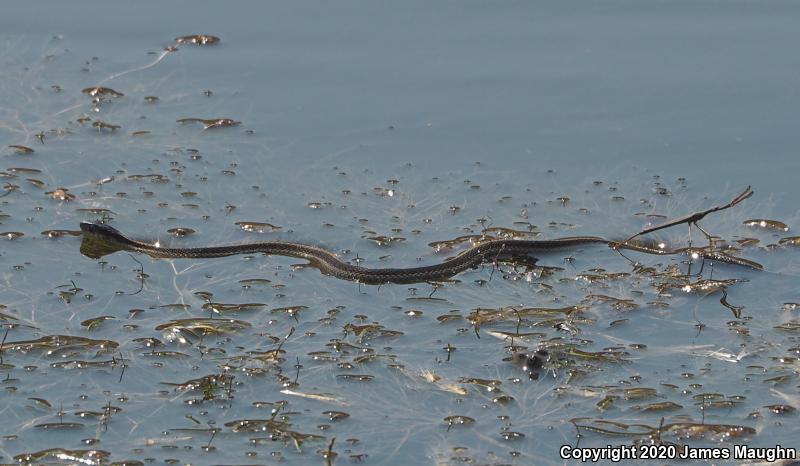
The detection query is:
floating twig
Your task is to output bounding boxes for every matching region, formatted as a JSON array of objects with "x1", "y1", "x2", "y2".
[{"x1": 615, "y1": 186, "x2": 753, "y2": 248}]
